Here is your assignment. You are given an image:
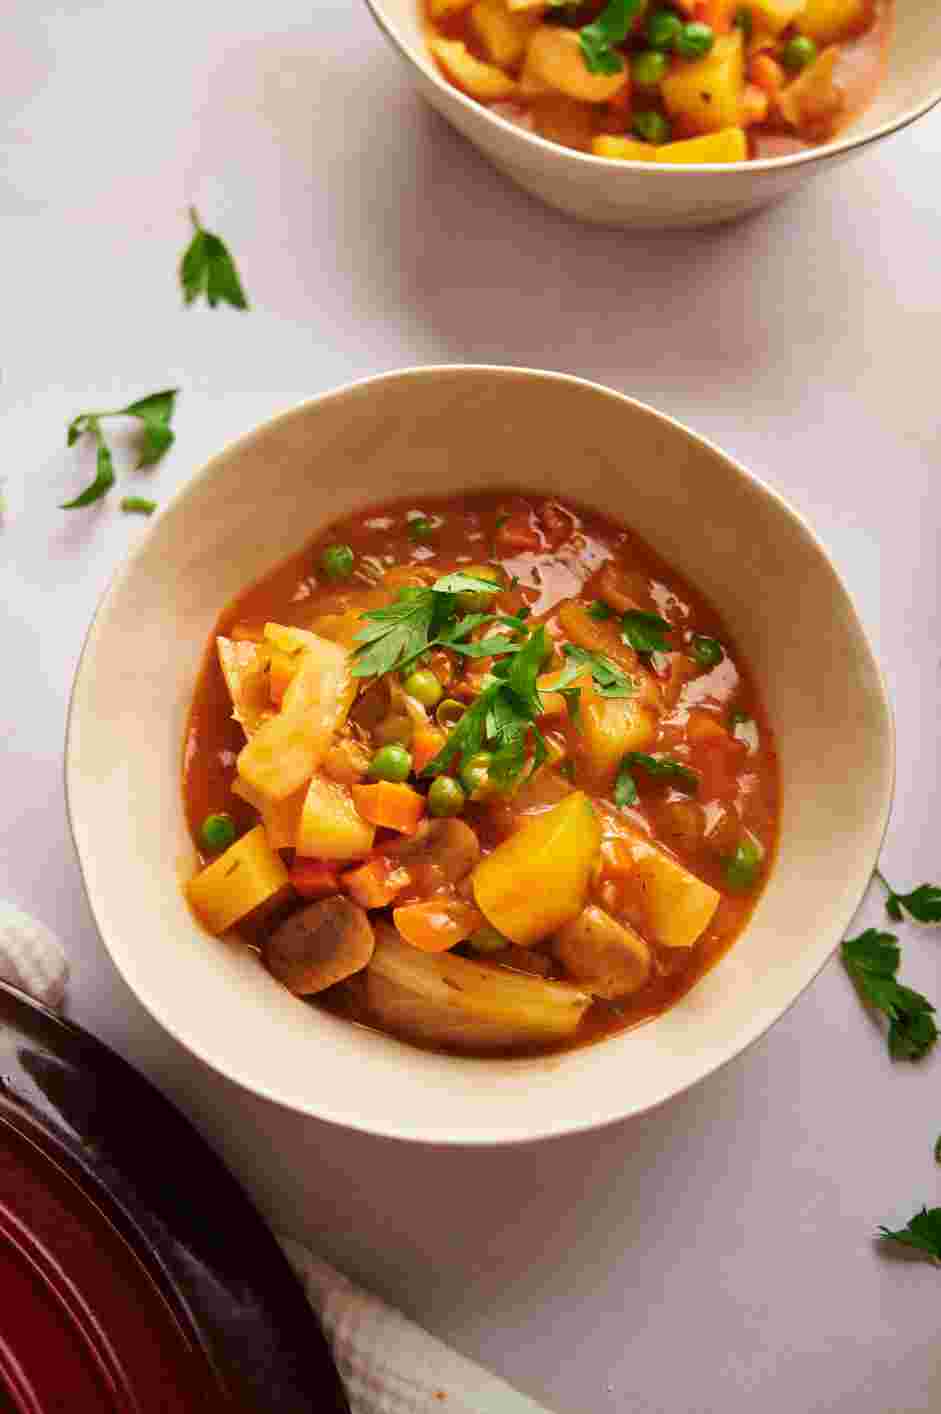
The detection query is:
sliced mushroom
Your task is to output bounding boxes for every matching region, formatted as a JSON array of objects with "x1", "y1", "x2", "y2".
[
  {"x1": 384, "y1": 818, "x2": 481, "y2": 892},
  {"x1": 552, "y1": 905, "x2": 652, "y2": 1000},
  {"x1": 263, "y1": 896, "x2": 375, "y2": 996}
]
